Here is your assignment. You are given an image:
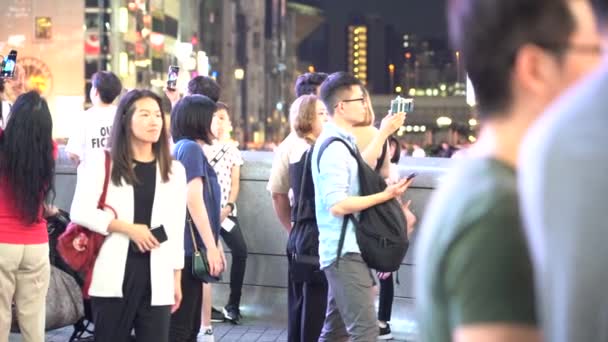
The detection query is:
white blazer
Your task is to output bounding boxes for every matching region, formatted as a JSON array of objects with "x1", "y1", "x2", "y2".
[{"x1": 70, "y1": 151, "x2": 187, "y2": 306}]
